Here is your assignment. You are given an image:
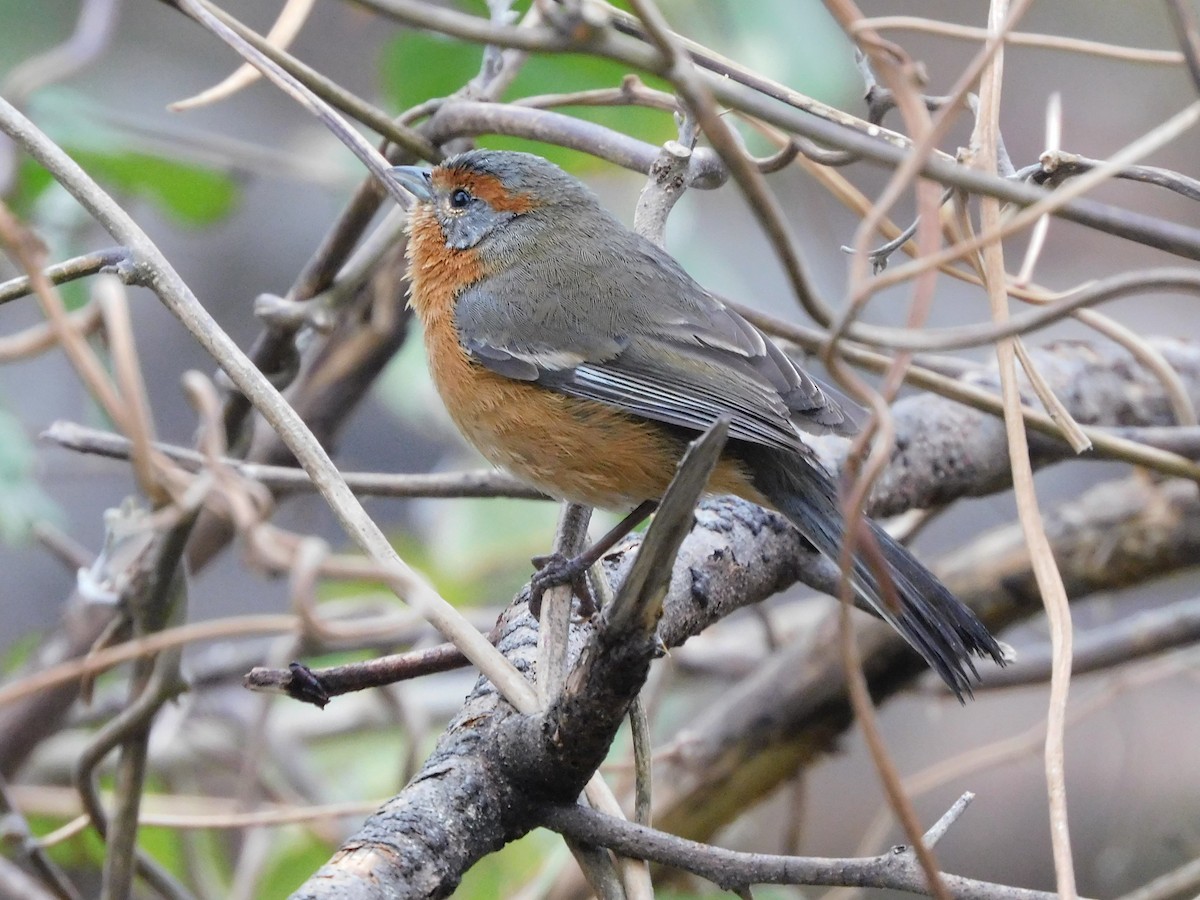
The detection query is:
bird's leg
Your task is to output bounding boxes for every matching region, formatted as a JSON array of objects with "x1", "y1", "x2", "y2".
[{"x1": 530, "y1": 500, "x2": 659, "y2": 617}]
